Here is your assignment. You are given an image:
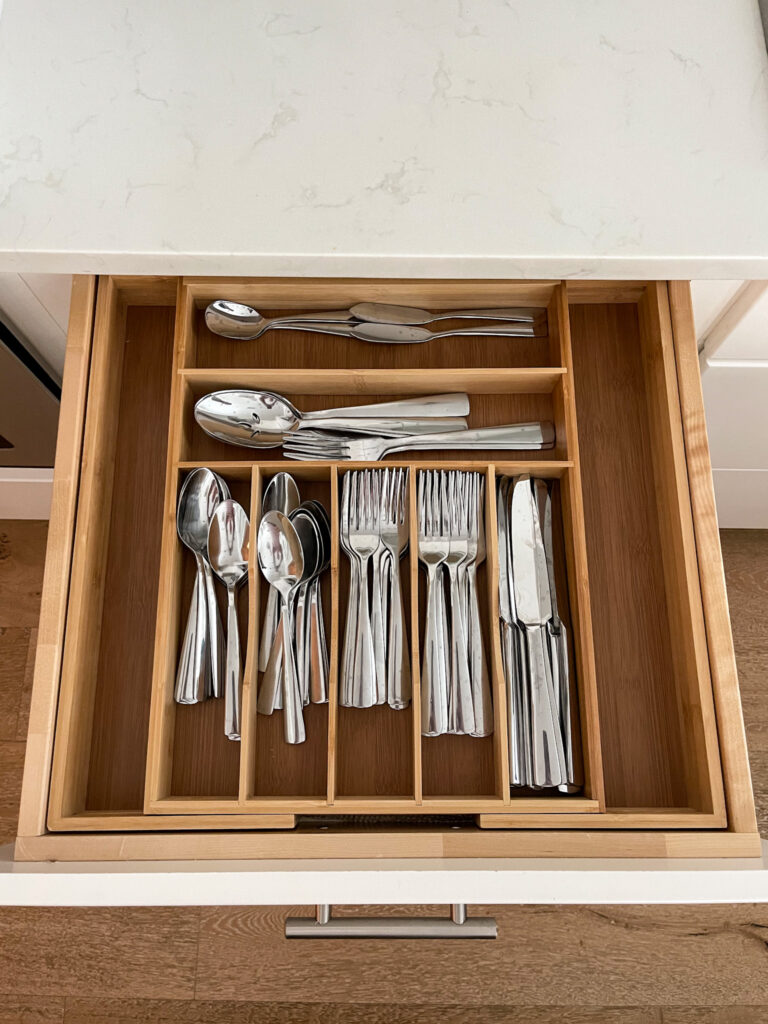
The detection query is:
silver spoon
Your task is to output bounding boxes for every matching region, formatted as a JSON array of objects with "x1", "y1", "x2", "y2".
[
  {"x1": 204, "y1": 473, "x2": 229, "y2": 699},
  {"x1": 194, "y1": 390, "x2": 470, "y2": 449},
  {"x1": 258, "y1": 473, "x2": 301, "y2": 677},
  {"x1": 205, "y1": 300, "x2": 355, "y2": 340},
  {"x1": 351, "y1": 302, "x2": 543, "y2": 326},
  {"x1": 174, "y1": 468, "x2": 221, "y2": 705},
  {"x1": 257, "y1": 511, "x2": 305, "y2": 744},
  {"x1": 289, "y1": 509, "x2": 322, "y2": 708},
  {"x1": 208, "y1": 500, "x2": 250, "y2": 741}
]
